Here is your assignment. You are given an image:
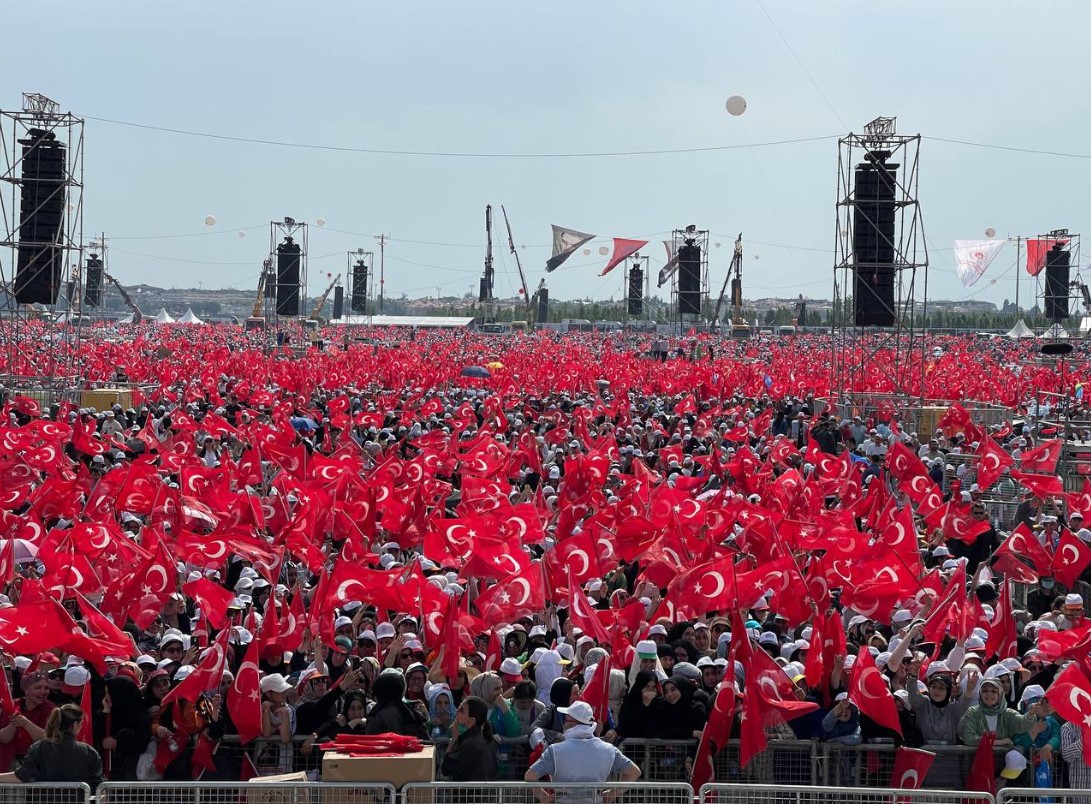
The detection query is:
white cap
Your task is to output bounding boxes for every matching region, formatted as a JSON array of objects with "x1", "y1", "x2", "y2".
[
  {"x1": 649, "y1": 624, "x2": 668, "y2": 637},
  {"x1": 1066, "y1": 593, "x2": 1084, "y2": 607},
  {"x1": 63, "y1": 666, "x2": 89, "y2": 687},
  {"x1": 260, "y1": 673, "x2": 293, "y2": 694},
  {"x1": 375, "y1": 622, "x2": 396, "y2": 639},
  {"x1": 334, "y1": 615, "x2": 353, "y2": 630}
]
